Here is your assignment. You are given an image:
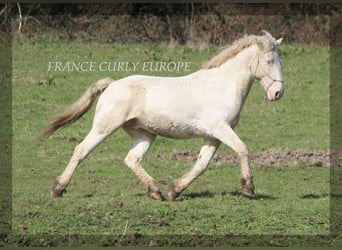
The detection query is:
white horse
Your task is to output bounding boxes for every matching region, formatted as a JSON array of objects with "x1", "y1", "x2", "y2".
[{"x1": 39, "y1": 31, "x2": 284, "y2": 201}]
